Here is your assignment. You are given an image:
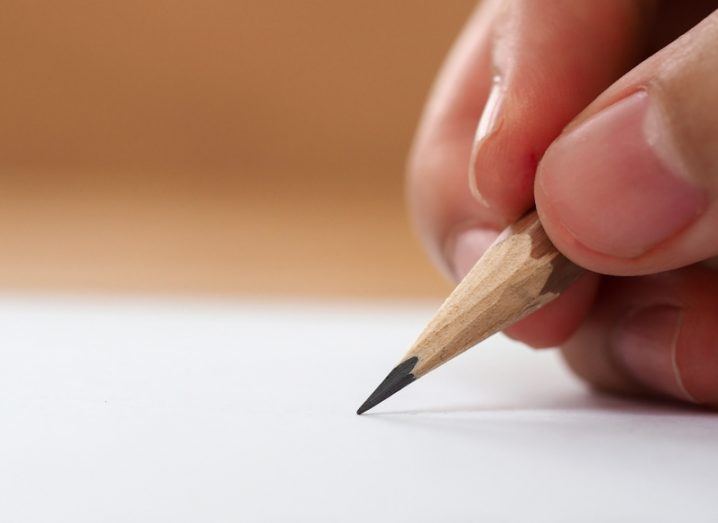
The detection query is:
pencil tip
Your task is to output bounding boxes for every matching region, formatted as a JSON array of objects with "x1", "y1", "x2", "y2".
[{"x1": 356, "y1": 357, "x2": 418, "y2": 415}]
